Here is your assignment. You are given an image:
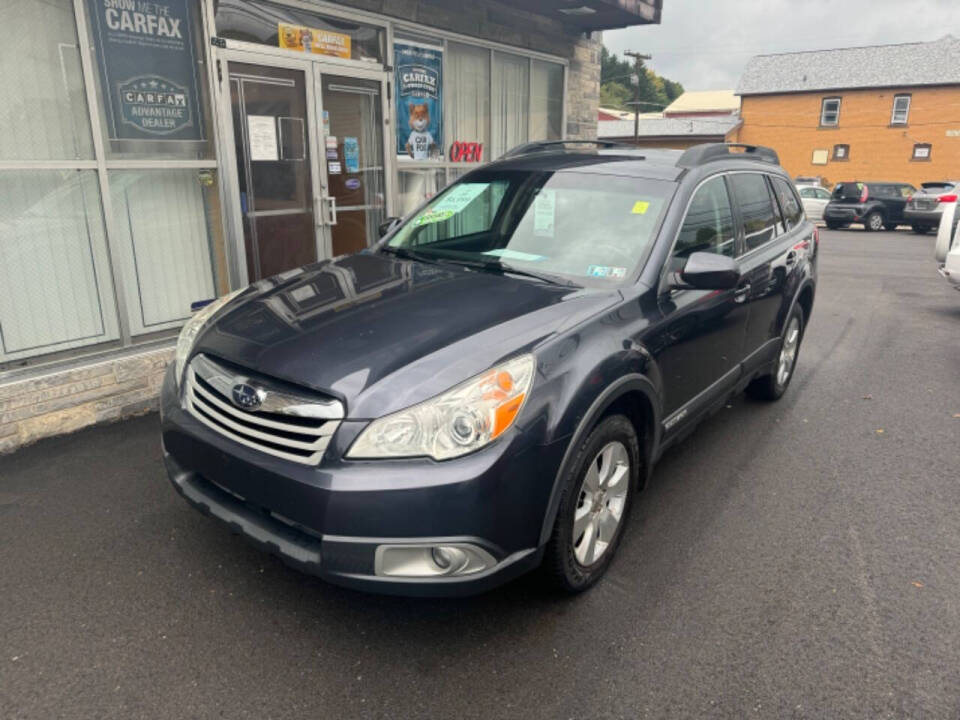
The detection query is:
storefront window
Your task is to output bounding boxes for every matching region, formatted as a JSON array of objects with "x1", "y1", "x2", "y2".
[
  {"x1": 447, "y1": 42, "x2": 491, "y2": 163},
  {"x1": 492, "y1": 52, "x2": 530, "y2": 159},
  {"x1": 0, "y1": 0, "x2": 94, "y2": 161},
  {"x1": 0, "y1": 171, "x2": 119, "y2": 362},
  {"x1": 531, "y1": 60, "x2": 563, "y2": 141},
  {"x1": 109, "y1": 170, "x2": 226, "y2": 335},
  {"x1": 214, "y1": 0, "x2": 384, "y2": 64},
  {"x1": 398, "y1": 168, "x2": 447, "y2": 216}
]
